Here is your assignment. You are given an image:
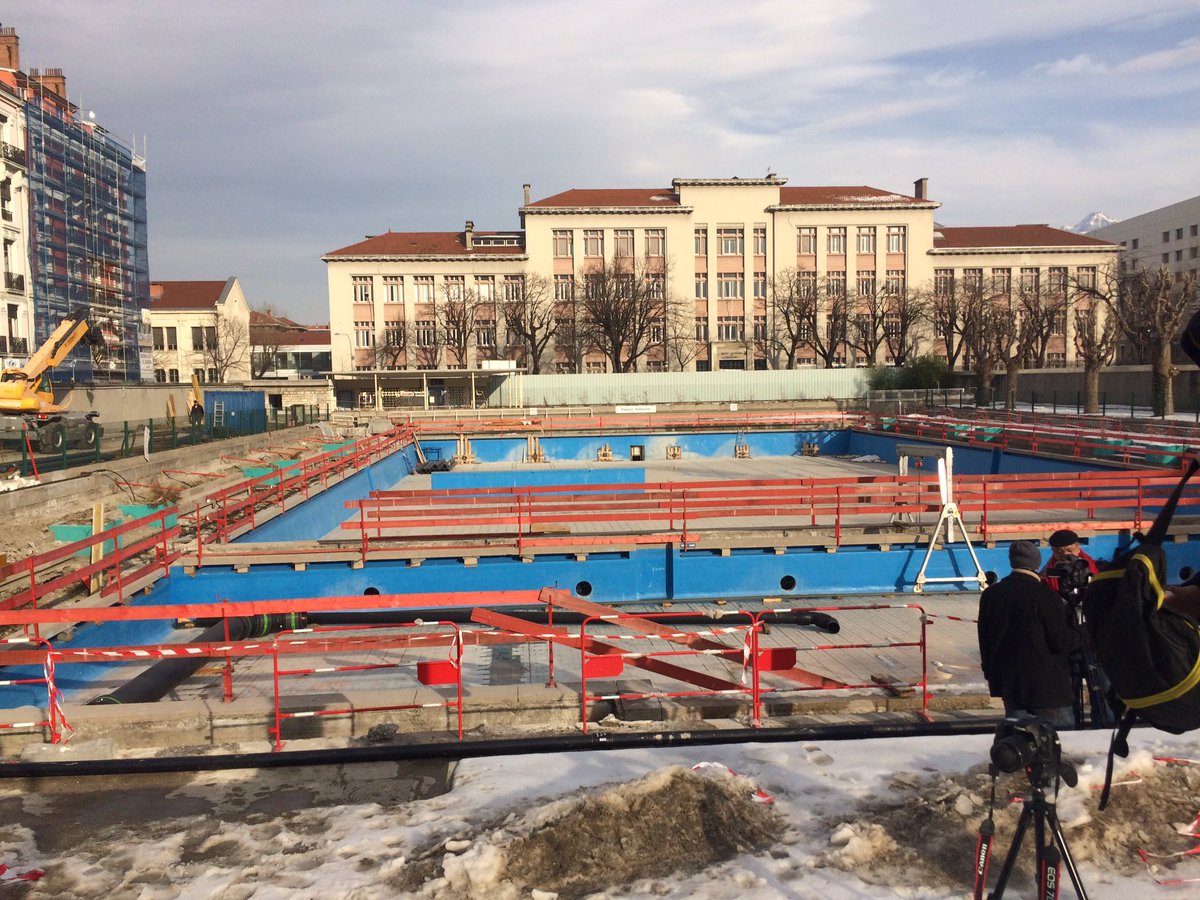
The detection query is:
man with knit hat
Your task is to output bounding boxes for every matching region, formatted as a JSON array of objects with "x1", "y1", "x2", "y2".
[{"x1": 978, "y1": 540, "x2": 1082, "y2": 727}]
